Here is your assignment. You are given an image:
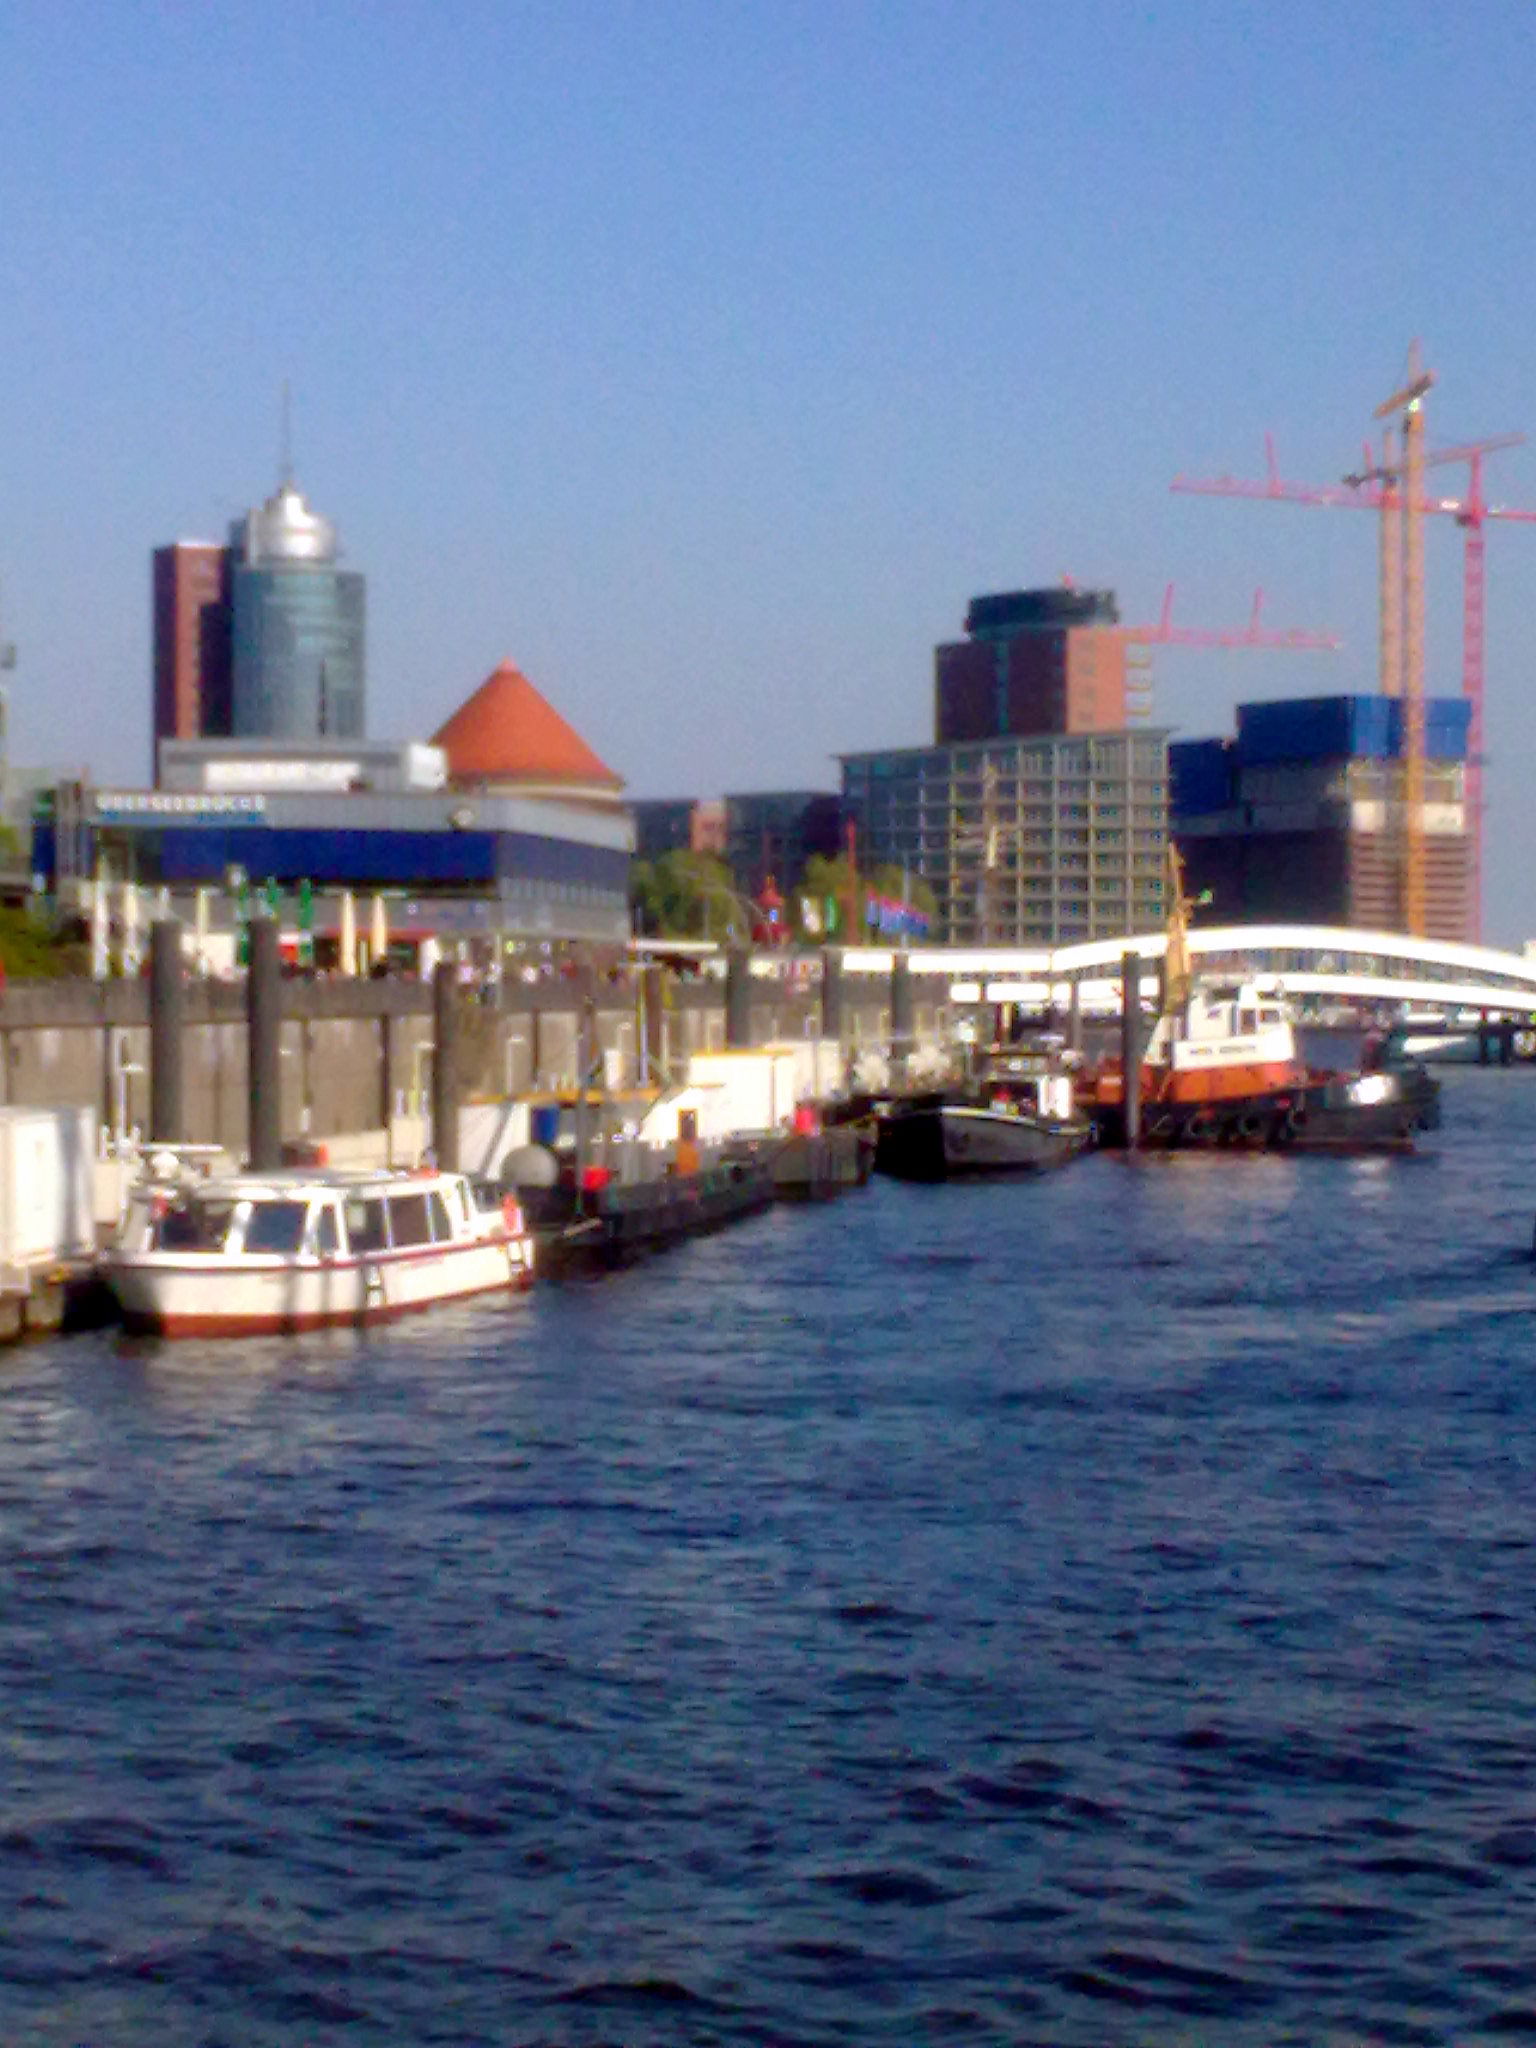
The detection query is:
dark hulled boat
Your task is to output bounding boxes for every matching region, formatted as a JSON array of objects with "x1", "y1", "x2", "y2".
[{"x1": 876, "y1": 1045, "x2": 1094, "y2": 1183}]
